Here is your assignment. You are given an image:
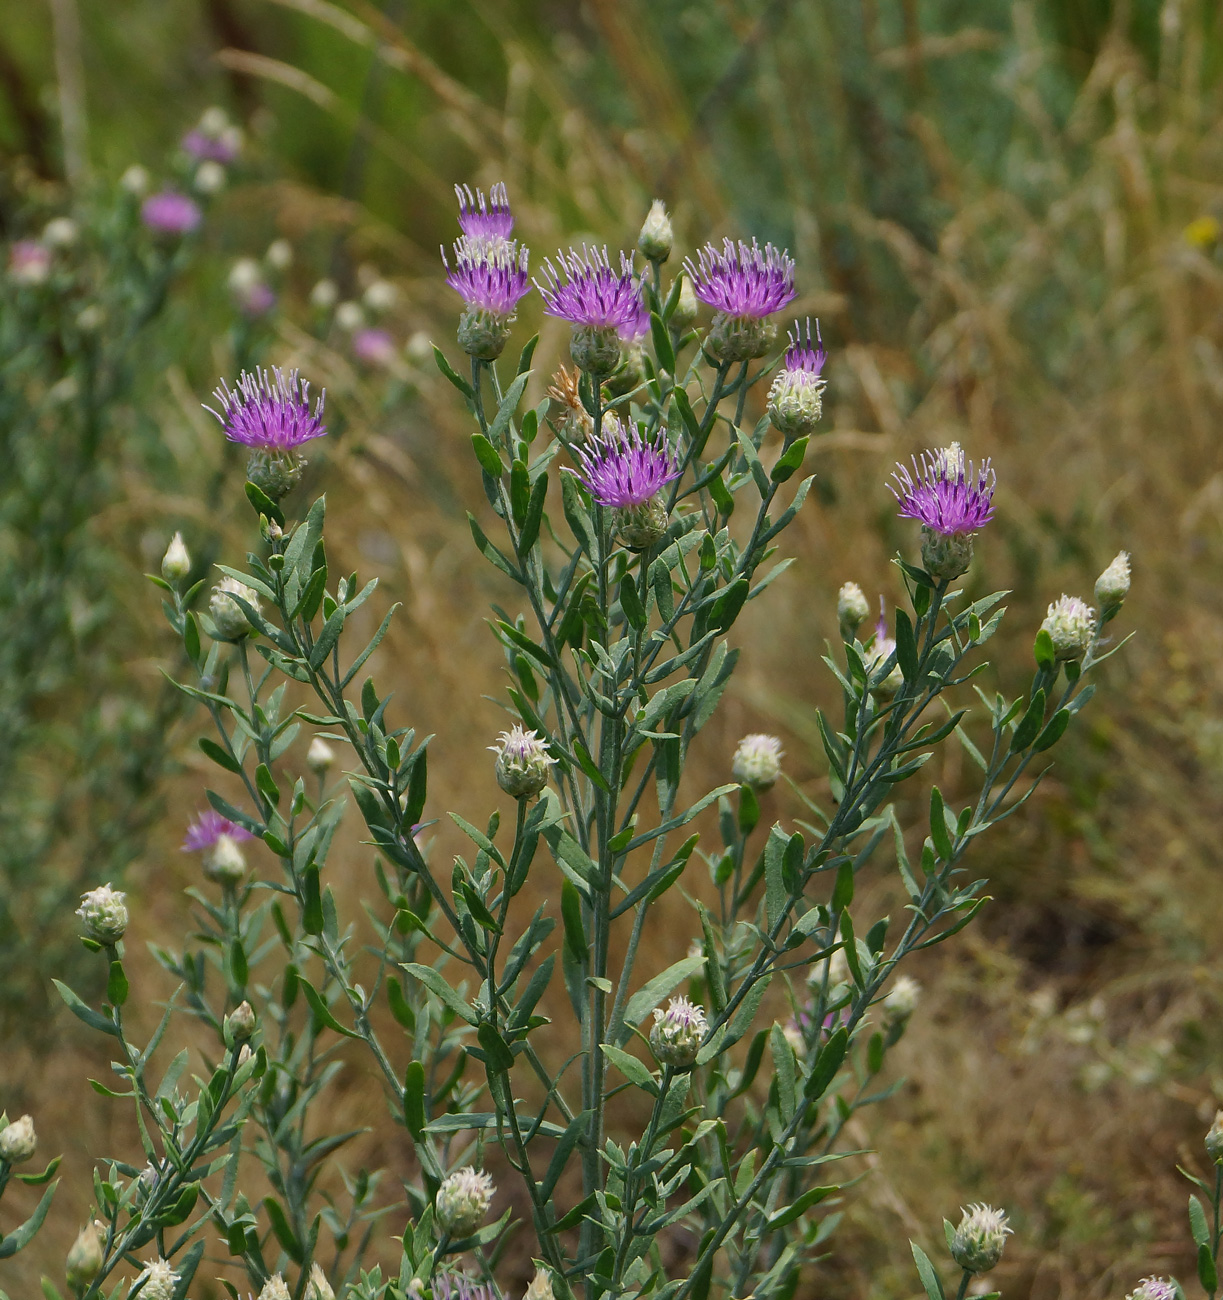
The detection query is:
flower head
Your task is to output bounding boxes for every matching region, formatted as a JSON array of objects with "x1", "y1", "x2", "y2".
[
  {"x1": 1095, "y1": 550, "x2": 1131, "y2": 614},
  {"x1": 638, "y1": 199, "x2": 674, "y2": 263},
  {"x1": 207, "y1": 367, "x2": 326, "y2": 452},
  {"x1": 161, "y1": 532, "x2": 191, "y2": 584},
  {"x1": 9, "y1": 240, "x2": 51, "y2": 284},
  {"x1": 768, "y1": 318, "x2": 827, "y2": 436},
  {"x1": 137, "y1": 1258, "x2": 180, "y2": 1300},
  {"x1": 1127, "y1": 1279, "x2": 1177, "y2": 1300},
  {"x1": 210, "y1": 576, "x2": 262, "y2": 641},
  {"x1": 435, "y1": 1167, "x2": 495, "y2": 1237},
  {"x1": 685, "y1": 238, "x2": 796, "y2": 320},
  {"x1": 443, "y1": 183, "x2": 530, "y2": 360},
  {"x1": 456, "y1": 181, "x2": 514, "y2": 242},
  {"x1": 882, "y1": 974, "x2": 921, "y2": 1028},
  {"x1": 570, "y1": 416, "x2": 680, "y2": 510},
  {"x1": 65, "y1": 1223, "x2": 104, "y2": 1289},
  {"x1": 866, "y1": 603, "x2": 904, "y2": 696},
  {"x1": 182, "y1": 127, "x2": 239, "y2": 164},
  {"x1": 432, "y1": 1273, "x2": 494, "y2": 1300},
  {"x1": 140, "y1": 192, "x2": 202, "y2": 236},
  {"x1": 536, "y1": 246, "x2": 647, "y2": 372},
  {"x1": 732, "y1": 734, "x2": 784, "y2": 792},
  {"x1": 0, "y1": 1114, "x2": 36, "y2": 1164},
  {"x1": 307, "y1": 737, "x2": 336, "y2": 775},
  {"x1": 259, "y1": 1275, "x2": 291, "y2": 1300},
  {"x1": 889, "y1": 445, "x2": 996, "y2": 537},
  {"x1": 490, "y1": 726, "x2": 556, "y2": 799},
  {"x1": 547, "y1": 365, "x2": 593, "y2": 442},
  {"x1": 1041, "y1": 595, "x2": 1095, "y2": 662},
  {"x1": 182, "y1": 810, "x2": 254, "y2": 852},
  {"x1": 651, "y1": 995, "x2": 708, "y2": 1068},
  {"x1": 353, "y1": 328, "x2": 397, "y2": 367},
  {"x1": 524, "y1": 1267, "x2": 555, "y2": 1300},
  {"x1": 949, "y1": 1204, "x2": 1011, "y2": 1274},
  {"x1": 837, "y1": 581, "x2": 870, "y2": 640},
  {"x1": 77, "y1": 884, "x2": 129, "y2": 944}
]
